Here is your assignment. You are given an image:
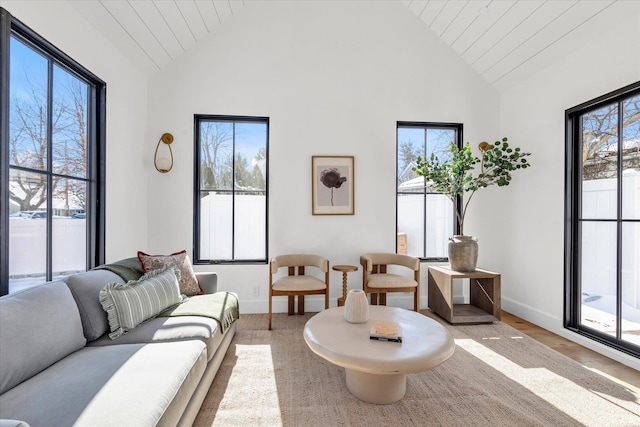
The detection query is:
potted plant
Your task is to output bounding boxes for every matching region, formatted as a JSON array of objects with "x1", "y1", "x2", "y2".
[{"x1": 413, "y1": 137, "x2": 531, "y2": 271}]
